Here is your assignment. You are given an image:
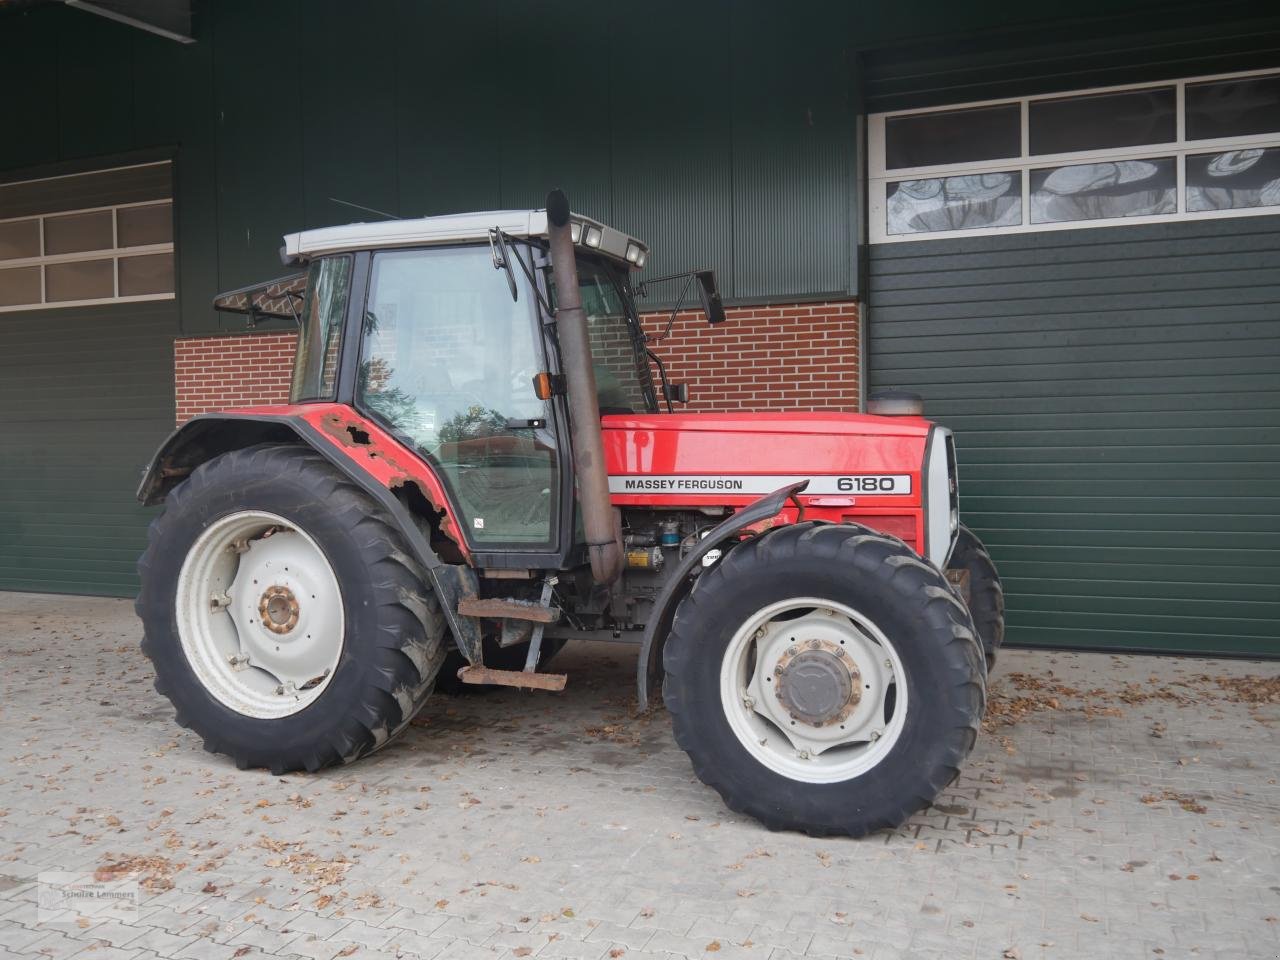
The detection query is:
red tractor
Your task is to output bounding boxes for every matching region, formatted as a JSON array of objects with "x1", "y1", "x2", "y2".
[{"x1": 136, "y1": 191, "x2": 1003, "y2": 837}]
